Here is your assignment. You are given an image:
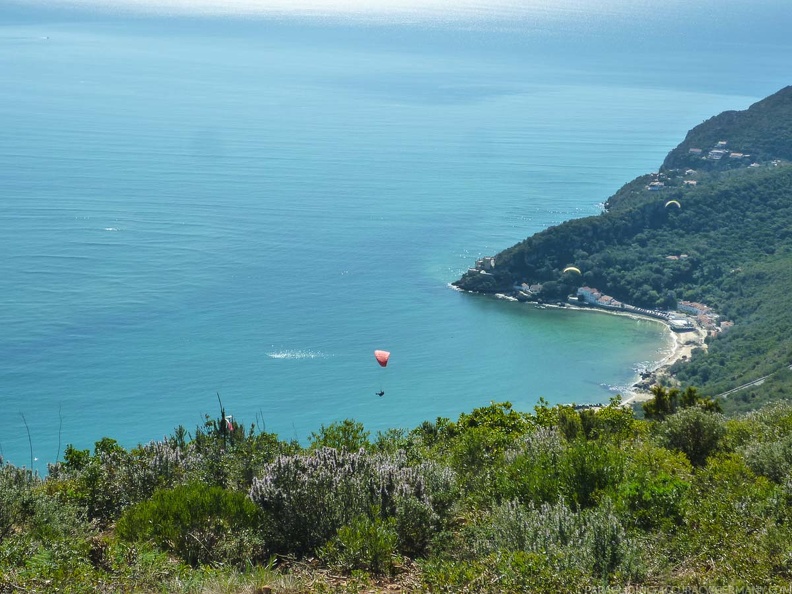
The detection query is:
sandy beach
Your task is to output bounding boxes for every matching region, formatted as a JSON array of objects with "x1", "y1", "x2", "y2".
[
  {"x1": 619, "y1": 321, "x2": 708, "y2": 406},
  {"x1": 542, "y1": 302, "x2": 709, "y2": 407}
]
